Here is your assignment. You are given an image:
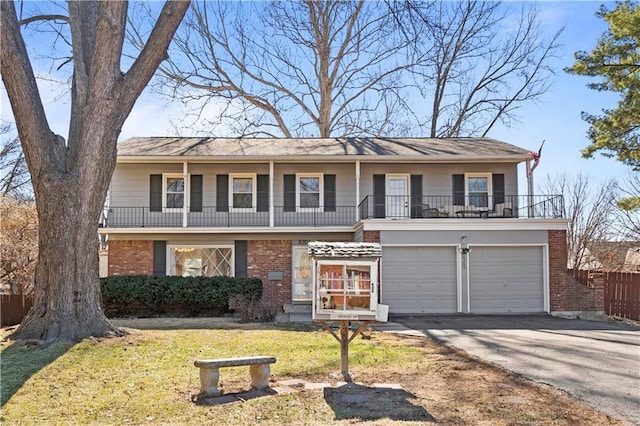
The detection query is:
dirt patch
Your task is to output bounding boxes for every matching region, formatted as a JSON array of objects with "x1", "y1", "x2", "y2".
[{"x1": 357, "y1": 333, "x2": 623, "y2": 424}]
